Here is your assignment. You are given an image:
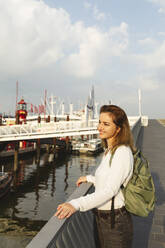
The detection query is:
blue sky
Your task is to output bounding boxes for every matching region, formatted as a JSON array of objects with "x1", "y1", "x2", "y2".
[{"x1": 0, "y1": 0, "x2": 165, "y2": 117}]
